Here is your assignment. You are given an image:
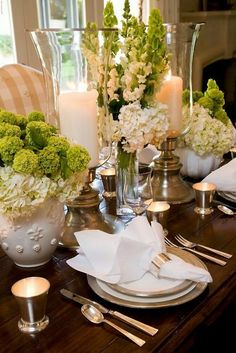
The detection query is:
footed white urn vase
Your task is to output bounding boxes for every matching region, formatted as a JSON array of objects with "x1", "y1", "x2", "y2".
[
  {"x1": 0, "y1": 198, "x2": 65, "y2": 267},
  {"x1": 175, "y1": 148, "x2": 222, "y2": 179}
]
